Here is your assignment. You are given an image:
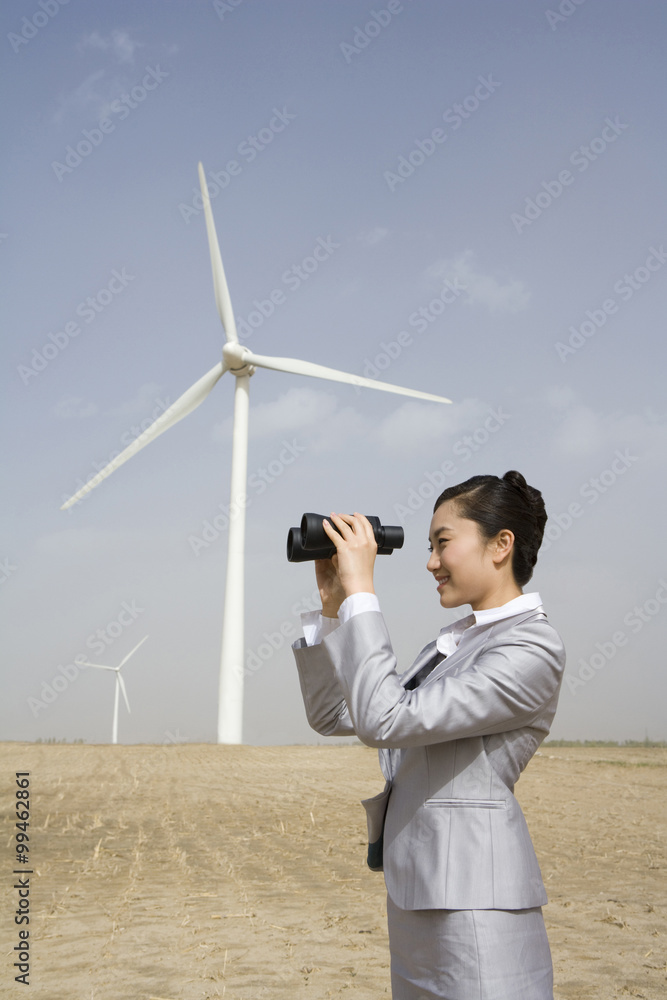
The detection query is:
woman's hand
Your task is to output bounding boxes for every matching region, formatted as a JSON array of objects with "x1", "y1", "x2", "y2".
[
  {"x1": 314, "y1": 556, "x2": 347, "y2": 618},
  {"x1": 322, "y1": 512, "x2": 378, "y2": 601}
]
